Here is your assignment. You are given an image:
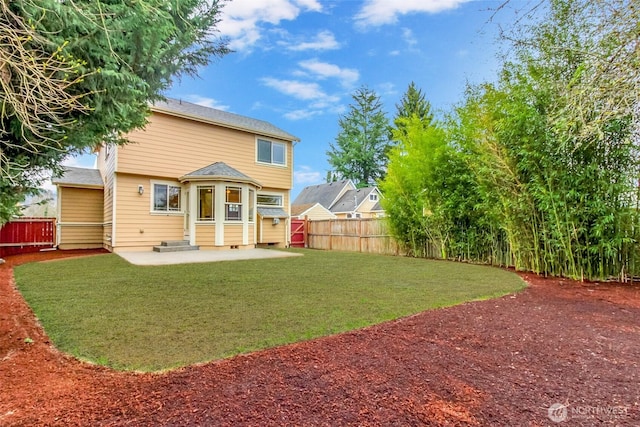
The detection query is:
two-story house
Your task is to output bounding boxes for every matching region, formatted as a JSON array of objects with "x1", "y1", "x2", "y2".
[{"x1": 53, "y1": 98, "x2": 299, "y2": 252}]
